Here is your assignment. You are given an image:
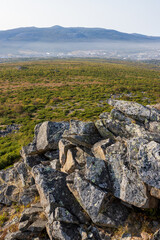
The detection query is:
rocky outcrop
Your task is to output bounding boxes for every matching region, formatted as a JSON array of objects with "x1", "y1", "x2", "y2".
[{"x1": 1, "y1": 99, "x2": 160, "y2": 240}]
